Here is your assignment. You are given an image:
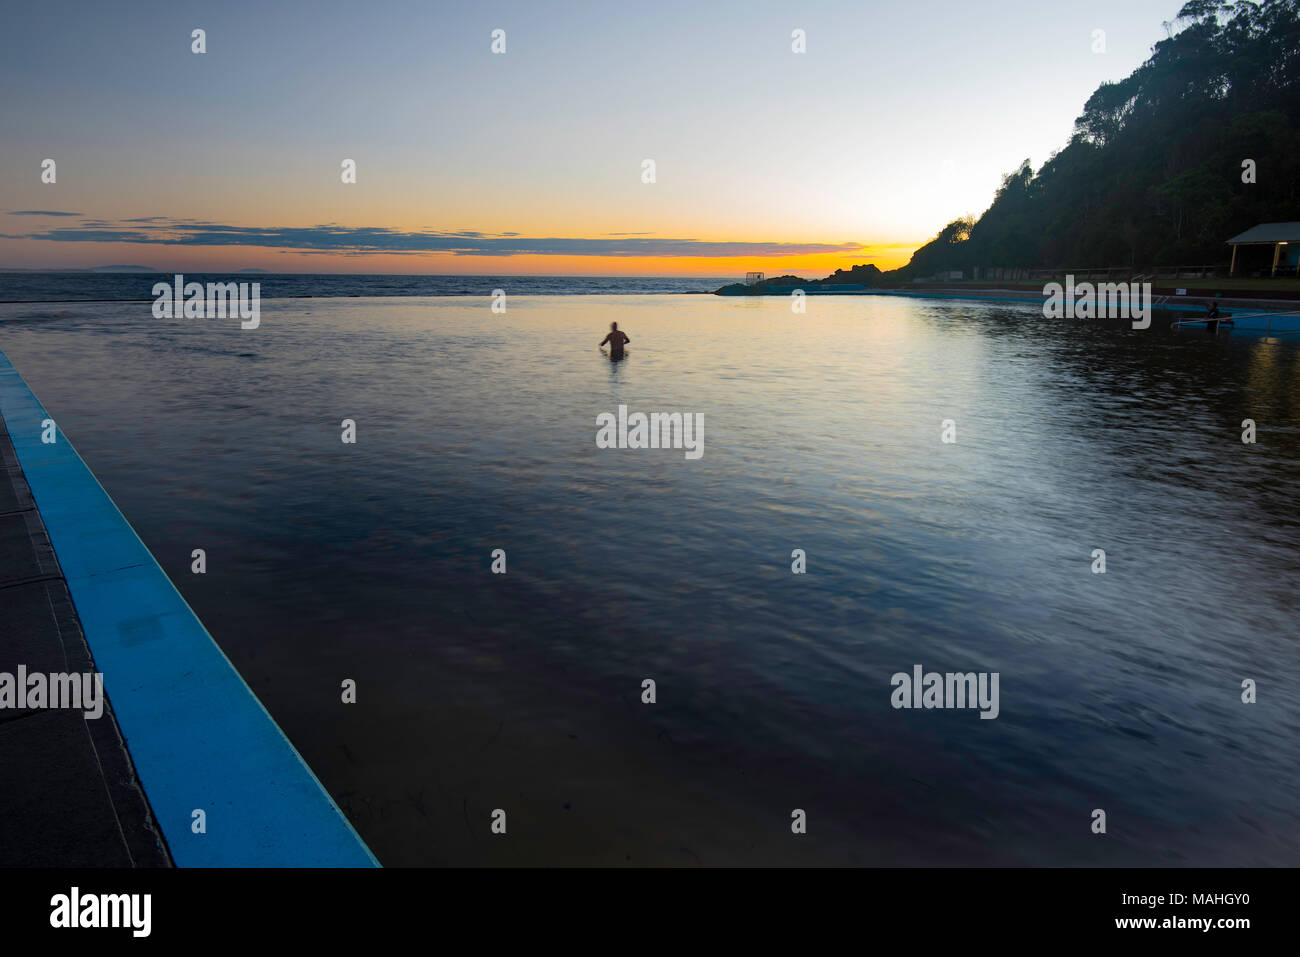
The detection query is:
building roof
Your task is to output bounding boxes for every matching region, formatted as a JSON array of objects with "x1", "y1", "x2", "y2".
[{"x1": 1226, "y1": 222, "x2": 1300, "y2": 244}]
